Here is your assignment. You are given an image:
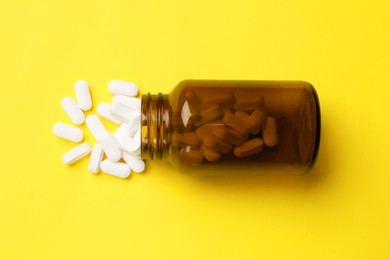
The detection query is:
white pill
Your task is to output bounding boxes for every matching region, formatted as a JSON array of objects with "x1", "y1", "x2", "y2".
[
  {"x1": 88, "y1": 143, "x2": 104, "y2": 174},
  {"x1": 112, "y1": 95, "x2": 141, "y2": 110},
  {"x1": 108, "y1": 80, "x2": 138, "y2": 97},
  {"x1": 100, "y1": 133, "x2": 122, "y2": 162},
  {"x1": 123, "y1": 151, "x2": 145, "y2": 173},
  {"x1": 109, "y1": 101, "x2": 133, "y2": 121},
  {"x1": 62, "y1": 142, "x2": 91, "y2": 165},
  {"x1": 116, "y1": 122, "x2": 132, "y2": 136},
  {"x1": 74, "y1": 80, "x2": 92, "y2": 111},
  {"x1": 97, "y1": 103, "x2": 124, "y2": 124},
  {"x1": 61, "y1": 97, "x2": 85, "y2": 125},
  {"x1": 113, "y1": 123, "x2": 133, "y2": 152},
  {"x1": 127, "y1": 110, "x2": 141, "y2": 137},
  {"x1": 86, "y1": 115, "x2": 107, "y2": 141},
  {"x1": 53, "y1": 122, "x2": 84, "y2": 142},
  {"x1": 128, "y1": 128, "x2": 141, "y2": 152},
  {"x1": 101, "y1": 160, "x2": 131, "y2": 178}
]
